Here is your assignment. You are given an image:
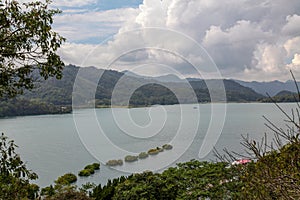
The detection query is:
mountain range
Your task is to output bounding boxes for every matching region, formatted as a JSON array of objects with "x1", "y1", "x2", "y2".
[
  {"x1": 125, "y1": 70, "x2": 300, "y2": 97},
  {"x1": 1, "y1": 64, "x2": 299, "y2": 117},
  {"x1": 24, "y1": 65, "x2": 264, "y2": 107}
]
